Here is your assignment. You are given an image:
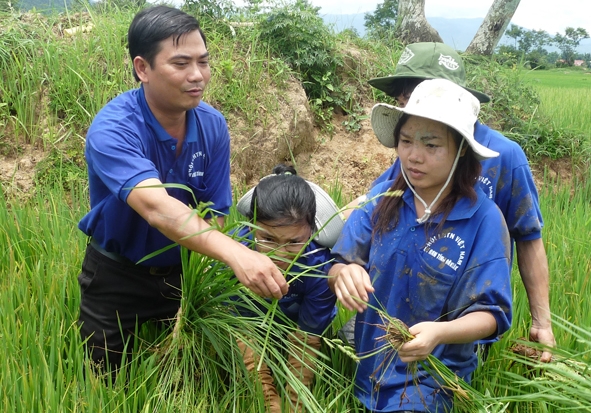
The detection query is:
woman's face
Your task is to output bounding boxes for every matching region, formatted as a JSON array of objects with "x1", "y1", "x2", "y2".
[
  {"x1": 254, "y1": 221, "x2": 312, "y2": 271},
  {"x1": 397, "y1": 115, "x2": 460, "y2": 203}
]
